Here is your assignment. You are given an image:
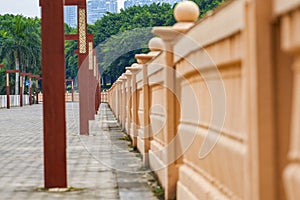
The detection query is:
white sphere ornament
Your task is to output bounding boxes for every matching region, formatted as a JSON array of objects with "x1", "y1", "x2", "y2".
[
  {"x1": 174, "y1": 1, "x2": 200, "y2": 22},
  {"x1": 148, "y1": 37, "x2": 164, "y2": 51},
  {"x1": 132, "y1": 63, "x2": 140, "y2": 68}
]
